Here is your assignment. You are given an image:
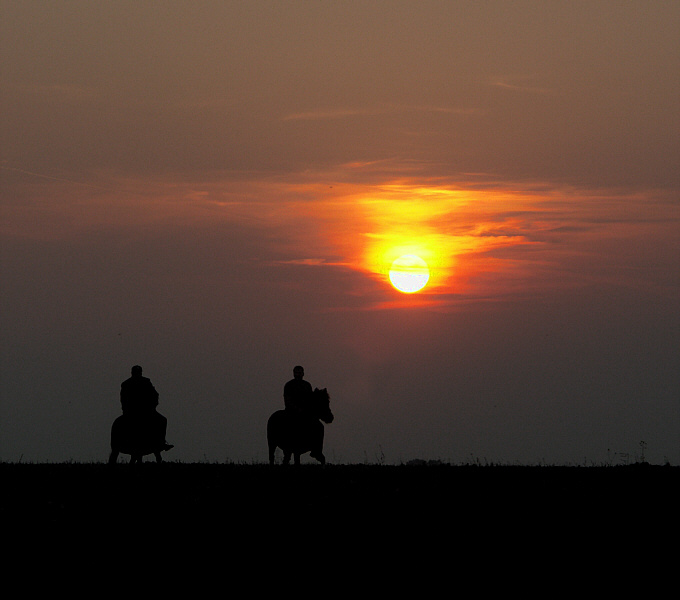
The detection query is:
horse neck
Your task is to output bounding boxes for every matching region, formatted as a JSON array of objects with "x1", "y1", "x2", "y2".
[
  {"x1": 311, "y1": 393, "x2": 329, "y2": 419},
  {"x1": 304, "y1": 392, "x2": 323, "y2": 419}
]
